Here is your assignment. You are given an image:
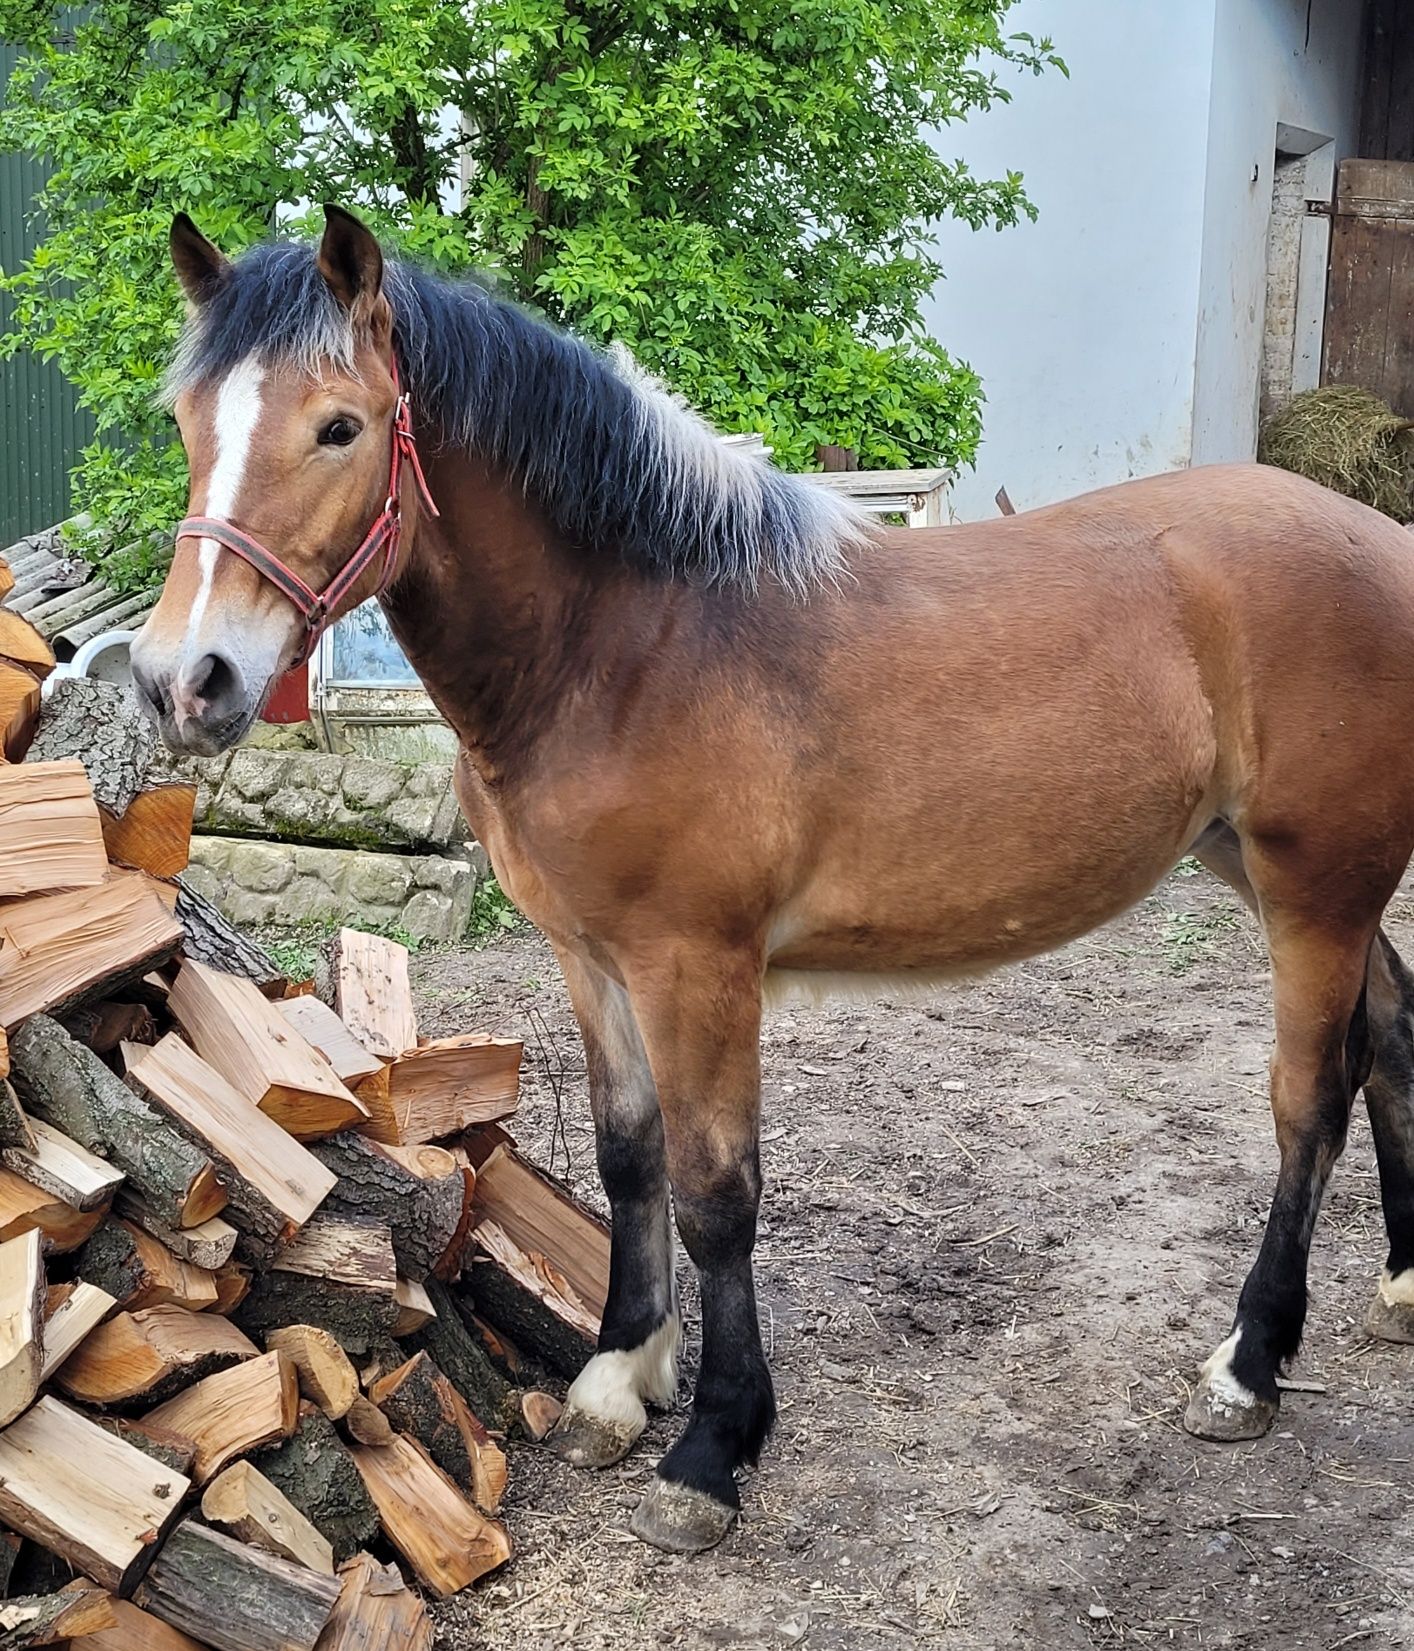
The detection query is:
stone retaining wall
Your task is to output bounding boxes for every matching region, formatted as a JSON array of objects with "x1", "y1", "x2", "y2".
[{"x1": 184, "y1": 836, "x2": 486, "y2": 944}]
